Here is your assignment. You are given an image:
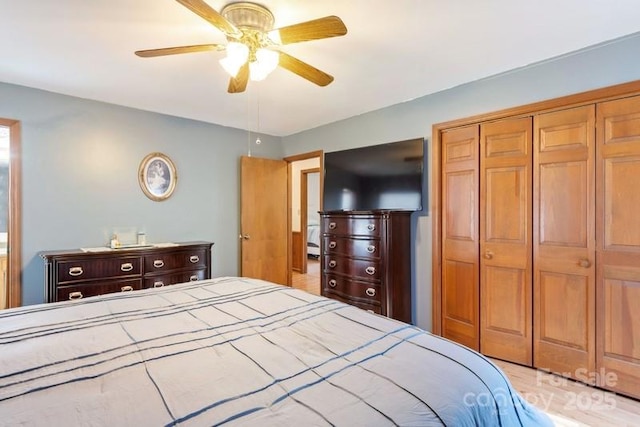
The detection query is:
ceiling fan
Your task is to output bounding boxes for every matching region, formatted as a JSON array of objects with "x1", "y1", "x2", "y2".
[{"x1": 135, "y1": 0, "x2": 348, "y2": 93}]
